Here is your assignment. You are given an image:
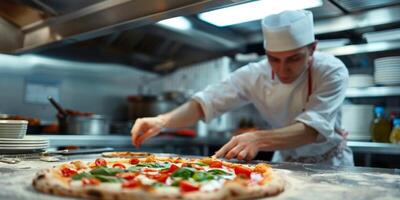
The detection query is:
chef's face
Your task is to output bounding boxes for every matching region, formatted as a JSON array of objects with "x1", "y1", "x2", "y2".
[{"x1": 266, "y1": 42, "x2": 316, "y2": 84}]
